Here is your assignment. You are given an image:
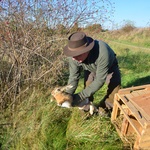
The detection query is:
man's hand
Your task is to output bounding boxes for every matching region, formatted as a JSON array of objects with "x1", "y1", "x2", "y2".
[
  {"x1": 72, "y1": 94, "x2": 83, "y2": 106},
  {"x1": 71, "y1": 94, "x2": 98, "y2": 115},
  {"x1": 72, "y1": 94, "x2": 89, "y2": 107}
]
